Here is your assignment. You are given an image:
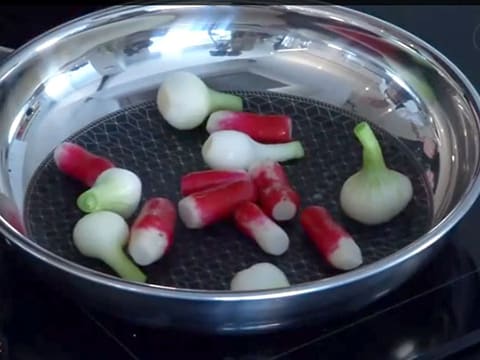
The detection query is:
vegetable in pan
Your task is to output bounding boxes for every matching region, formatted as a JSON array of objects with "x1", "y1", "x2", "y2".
[
  {"x1": 73, "y1": 211, "x2": 147, "y2": 282},
  {"x1": 206, "y1": 110, "x2": 293, "y2": 143},
  {"x1": 77, "y1": 168, "x2": 142, "y2": 219},
  {"x1": 54, "y1": 142, "x2": 115, "y2": 187},
  {"x1": 128, "y1": 197, "x2": 177, "y2": 266},
  {"x1": 230, "y1": 262, "x2": 290, "y2": 291},
  {"x1": 300, "y1": 206, "x2": 363, "y2": 271},
  {"x1": 156, "y1": 71, "x2": 243, "y2": 130},
  {"x1": 180, "y1": 169, "x2": 250, "y2": 196},
  {"x1": 233, "y1": 201, "x2": 290, "y2": 256},
  {"x1": 249, "y1": 160, "x2": 300, "y2": 221},
  {"x1": 340, "y1": 121, "x2": 413, "y2": 225},
  {"x1": 201, "y1": 130, "x2": 304, "y2": 170},
  {"x1": 178, "y1": 179, "x2": 256, "y2": 229}
]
